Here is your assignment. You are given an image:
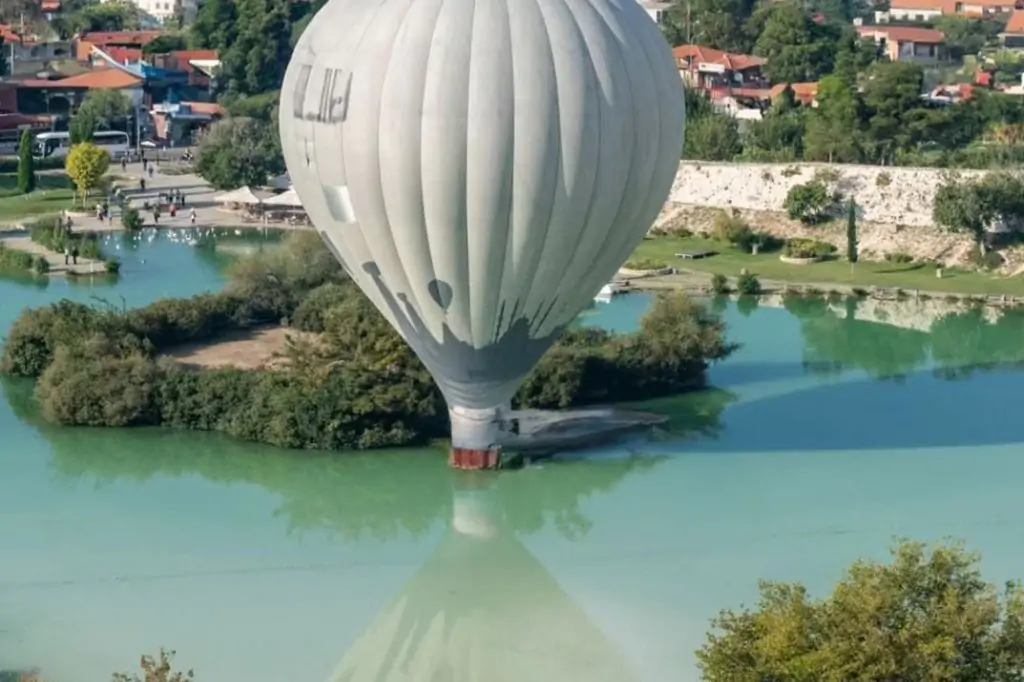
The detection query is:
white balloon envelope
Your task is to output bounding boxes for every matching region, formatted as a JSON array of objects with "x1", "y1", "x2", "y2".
[{"x1": 279, "y1": 0, "x2": 686, "y2": 466}]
